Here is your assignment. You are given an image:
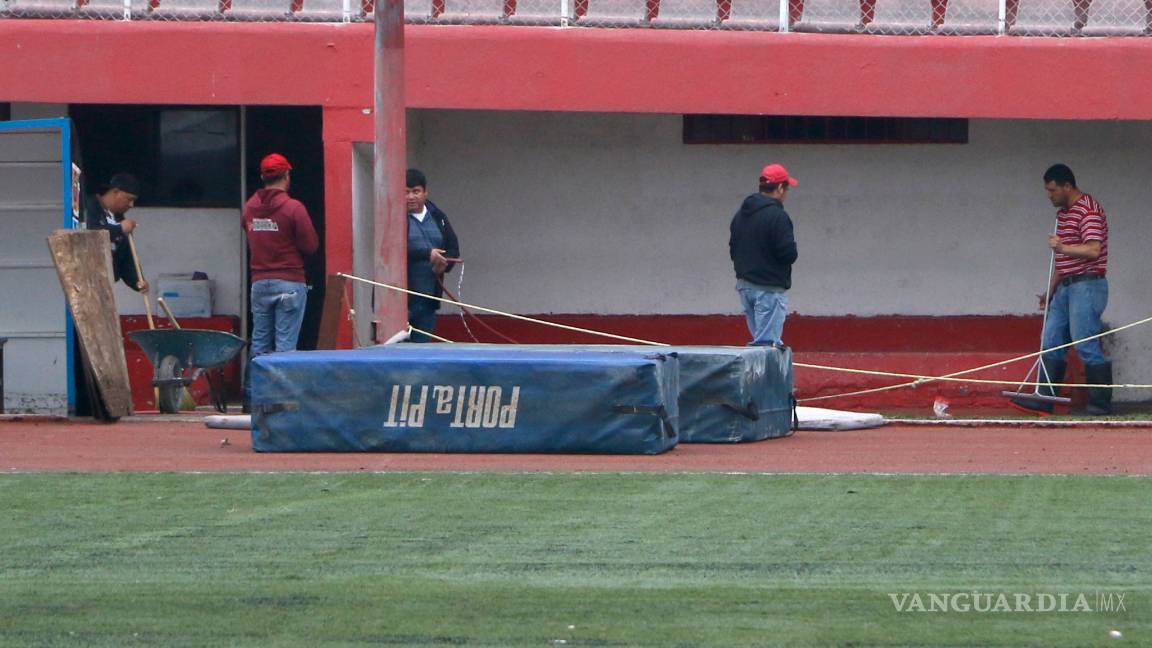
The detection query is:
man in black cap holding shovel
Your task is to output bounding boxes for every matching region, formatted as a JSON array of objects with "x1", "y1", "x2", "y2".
[{"x1": 84, "y1": 172, "x2": 148, "y2": 293}]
